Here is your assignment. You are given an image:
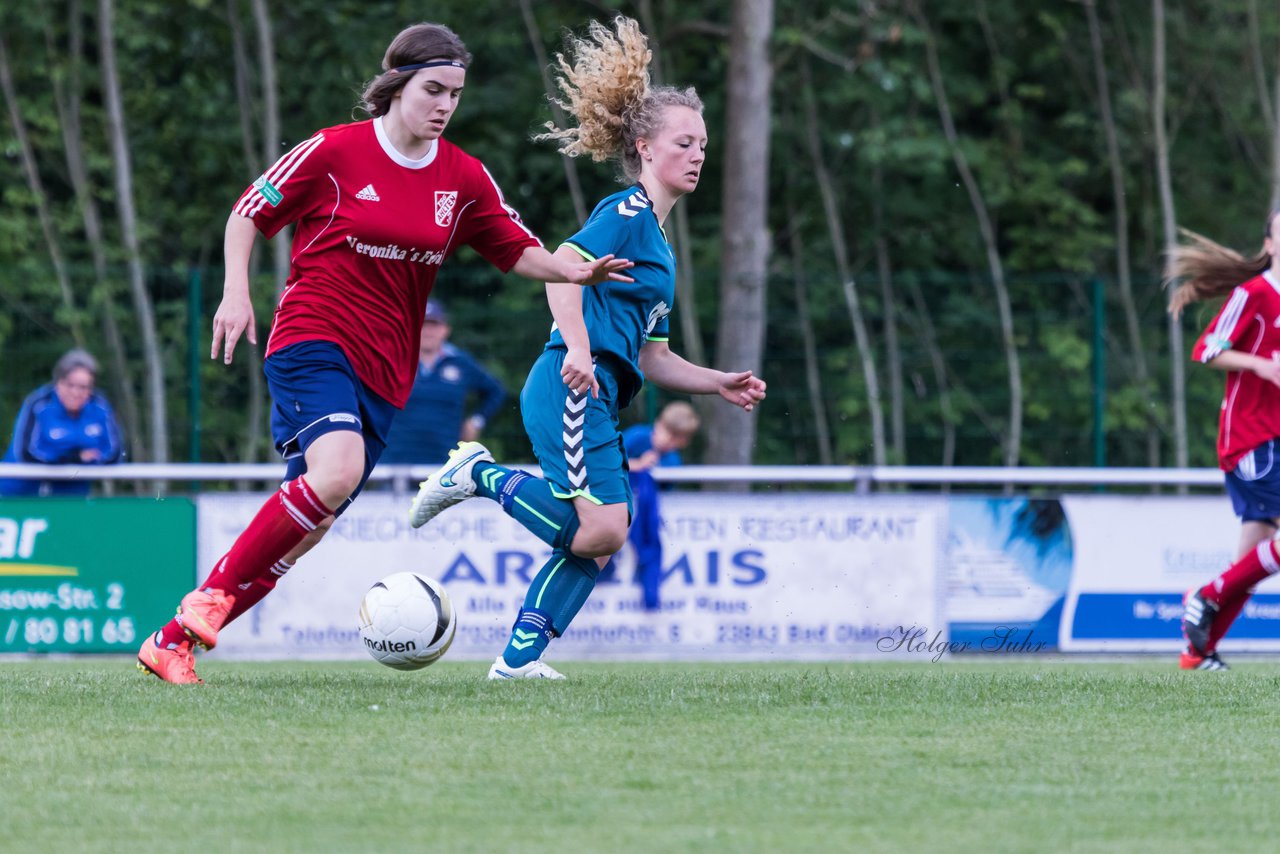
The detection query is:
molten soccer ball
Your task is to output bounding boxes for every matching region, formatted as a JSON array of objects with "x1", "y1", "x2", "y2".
[{"x1": 358, "y1": 572, "x2": 456, "y2": 670}]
